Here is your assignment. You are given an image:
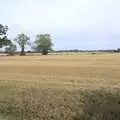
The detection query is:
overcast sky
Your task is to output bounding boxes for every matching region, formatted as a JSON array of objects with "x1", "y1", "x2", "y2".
[{"x1": 1, "y1": 0, "x2": 120, "y2": 50}]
